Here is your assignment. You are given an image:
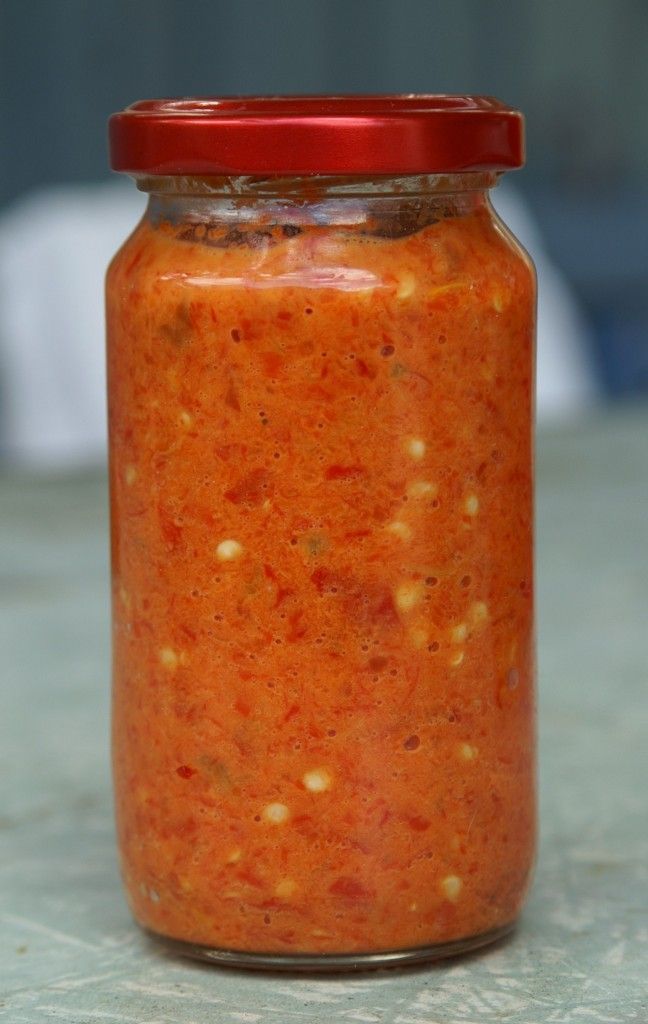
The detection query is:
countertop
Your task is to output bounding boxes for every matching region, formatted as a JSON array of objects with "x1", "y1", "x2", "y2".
[{"x1": 1, "y1": 408, "x2": 647, "y2": 1023}]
